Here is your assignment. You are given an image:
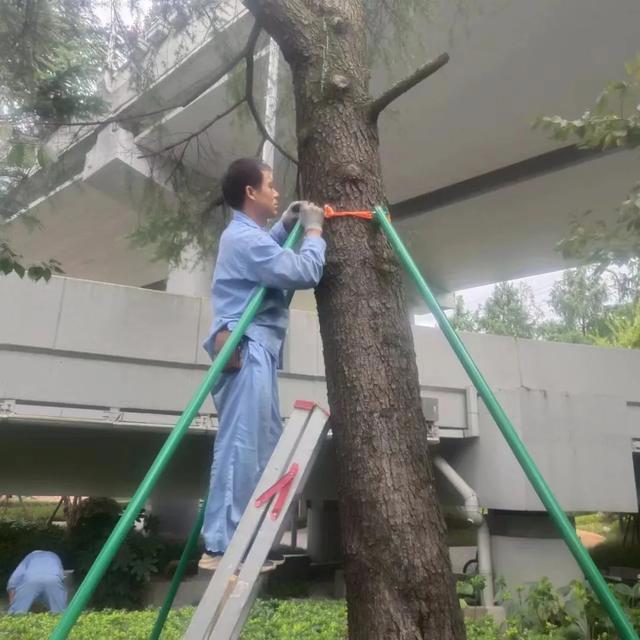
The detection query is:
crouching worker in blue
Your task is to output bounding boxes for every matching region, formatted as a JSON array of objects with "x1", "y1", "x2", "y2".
[
  {"x1": 200, "y1": 157, "x2": 326, "y2": 572},
  {"x1": 7, "y1": 550, "x2": 67, "y2": 614}
]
